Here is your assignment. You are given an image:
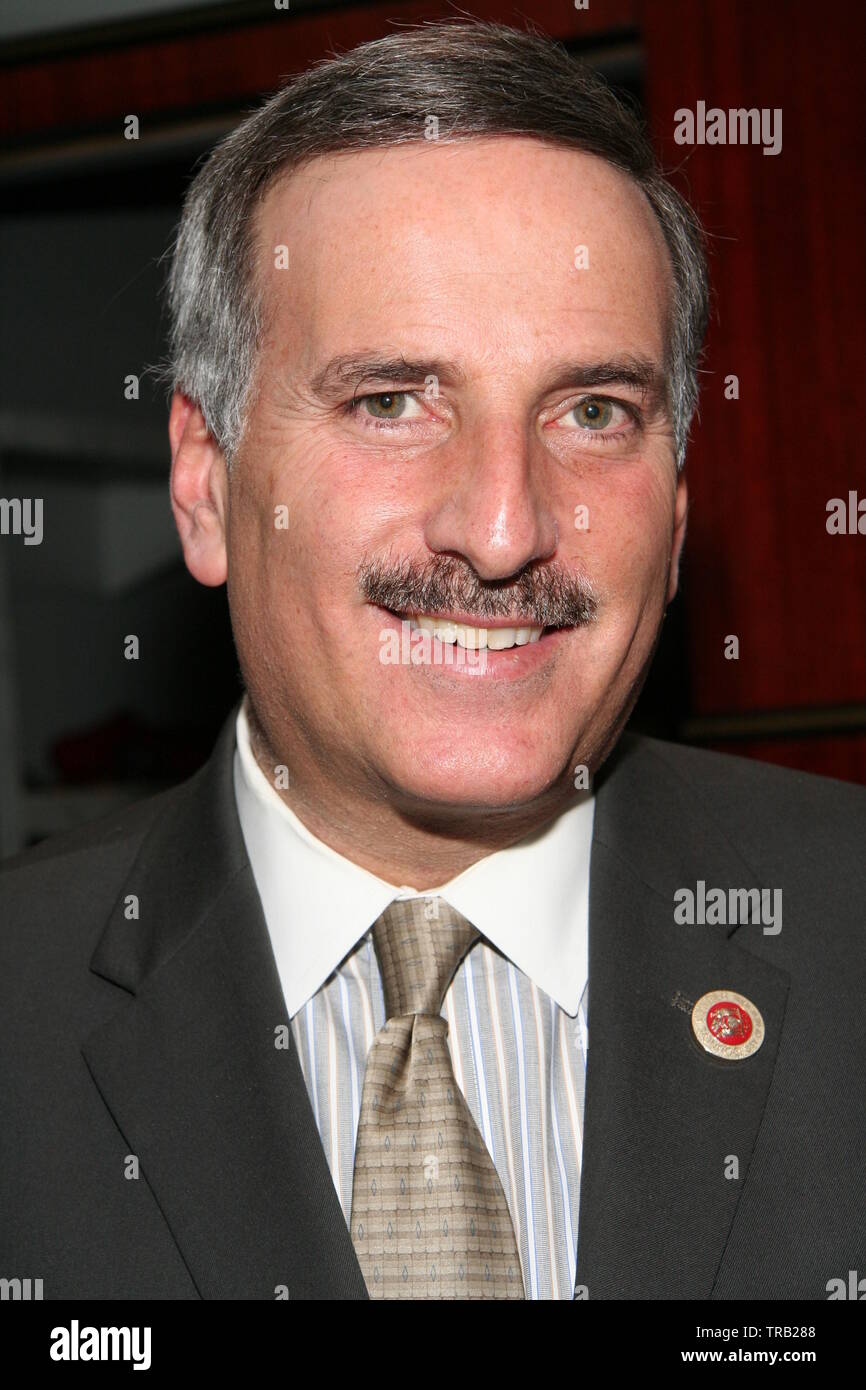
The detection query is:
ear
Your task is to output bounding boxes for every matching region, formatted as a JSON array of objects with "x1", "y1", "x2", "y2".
[
  {"x1": 666, "y1": 471, "x2": 688, "y2": 605},
  {"x1": 169, "y1": 392, "x2": 229, "y2": 587}
]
